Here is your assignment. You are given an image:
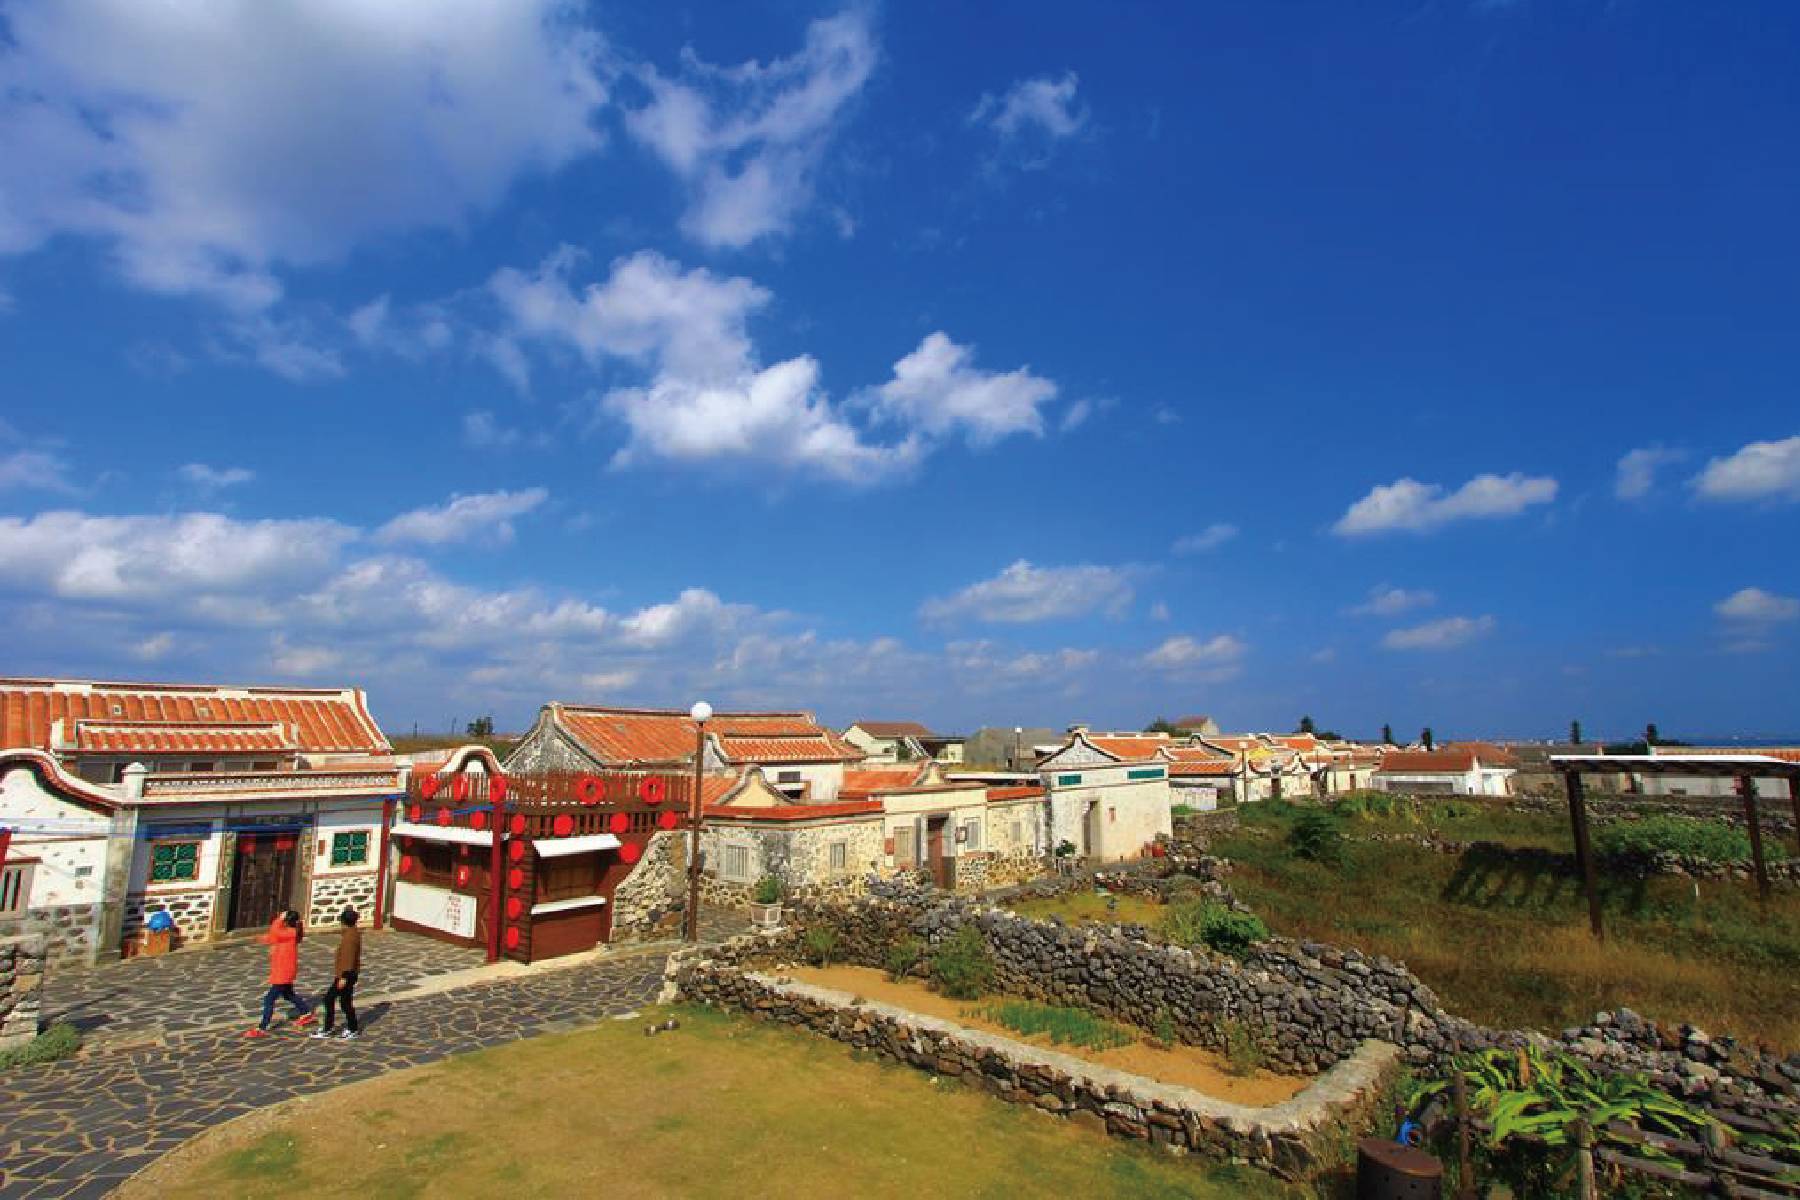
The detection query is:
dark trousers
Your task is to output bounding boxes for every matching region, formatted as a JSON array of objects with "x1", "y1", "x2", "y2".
[
  {"x1": 260, "y1": 983, "x2": 309, "y2": 1029},
  {"x1": 322, "y1": 970, "x2": 359, "y2": 1032}
]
